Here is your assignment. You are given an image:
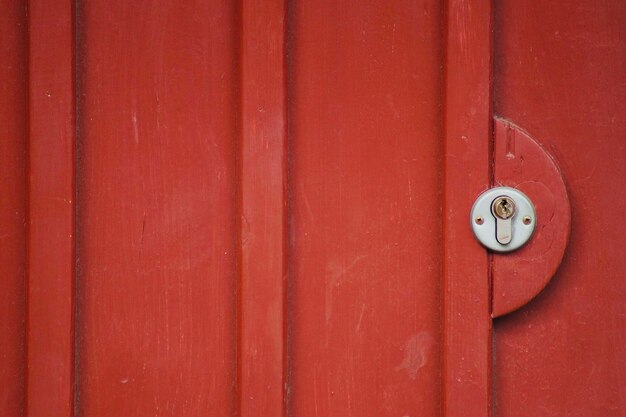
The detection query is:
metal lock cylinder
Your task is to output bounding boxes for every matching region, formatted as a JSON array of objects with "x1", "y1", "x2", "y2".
[{"x1": 470, "y1": 187, "x2": 536, "y2": 252}]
